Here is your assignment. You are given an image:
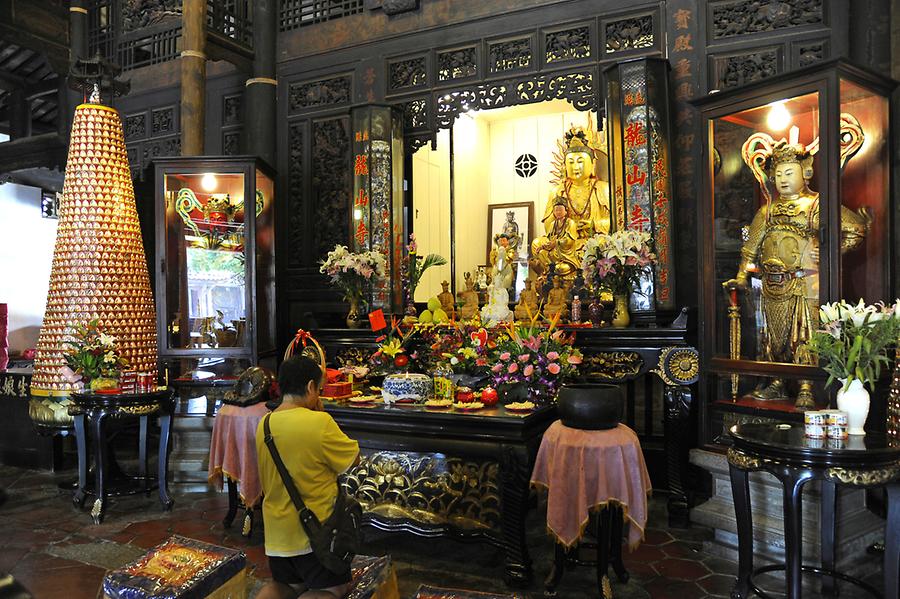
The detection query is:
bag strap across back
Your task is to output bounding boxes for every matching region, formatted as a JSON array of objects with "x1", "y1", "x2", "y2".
[{"x1": 263, "y1": 412, "x2": 319, "y2": 524}]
